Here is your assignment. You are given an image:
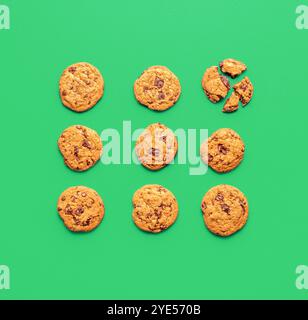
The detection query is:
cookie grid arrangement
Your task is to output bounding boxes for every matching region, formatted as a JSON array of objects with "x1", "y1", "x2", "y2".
[{"x1": 57, "y1": 59, "x2": 253, "y2": 236}]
